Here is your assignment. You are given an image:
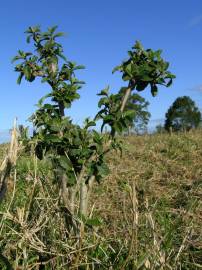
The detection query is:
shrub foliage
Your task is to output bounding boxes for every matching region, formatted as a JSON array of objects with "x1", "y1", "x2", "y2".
[{"x1": 12, "y1": 25, "x2": 175, "y2": 226}]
